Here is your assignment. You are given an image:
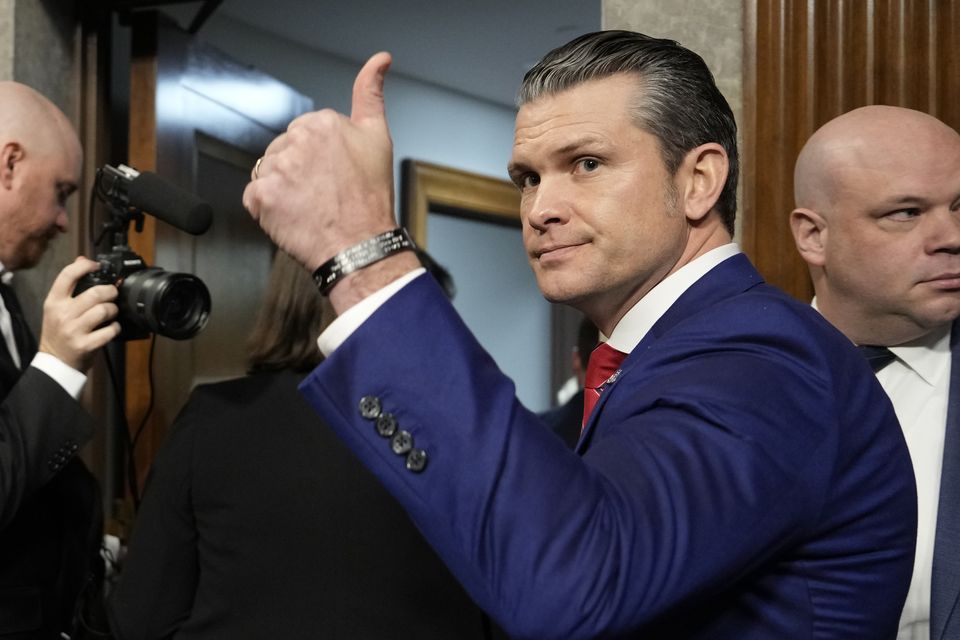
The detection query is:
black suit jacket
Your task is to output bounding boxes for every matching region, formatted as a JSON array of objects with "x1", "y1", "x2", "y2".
[
  {"x1": 109, "y1": 369, "x2": 503, "y2": 640},
  {"x1": 0, "y1": 349, "x2": 101, "y2": 637}
]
